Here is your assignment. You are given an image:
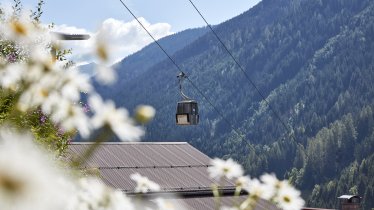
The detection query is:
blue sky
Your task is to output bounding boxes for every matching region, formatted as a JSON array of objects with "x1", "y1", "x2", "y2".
[{"x1": 2, "y1": 0, "x2": 261, "y2": 63}]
